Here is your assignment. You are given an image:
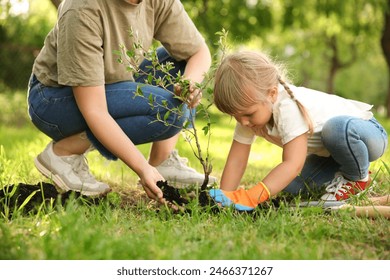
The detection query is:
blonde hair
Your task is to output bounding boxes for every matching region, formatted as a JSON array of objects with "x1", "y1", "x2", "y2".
[{"x1": 213, "y1": 50, "x2": 314, "y2": 134}]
